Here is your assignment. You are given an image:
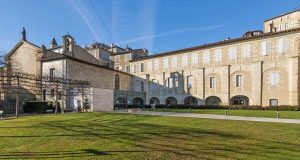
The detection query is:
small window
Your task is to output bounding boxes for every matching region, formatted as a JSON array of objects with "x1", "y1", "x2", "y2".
[
  {"x1": 187, "y1": 76, "x2": 192, "y2": 89},
  {"x1": 172, "y1": 56, "x2": 177, "y2": 68},
  {"x1": 278, "y1": 38, "x2": 289, "y2": 54},
  {"x1": 215, "y1": 49, "x2": 222, "y2": 61},
  {"x1": 229, "y1": 47, "x2": 237, "y2": 60},
  {"x1": 141, "y1": 81, "x2": 144, "y2": 92},
  {"x1": 243, "y1": 44, "x2": 251, "y2": 58},
  {"x1": 262, "y1": 41, "x2": 271, "y2": 56},
  {"x1": 51, "y1": 89, "x2": 55, "y2": 97},
  {"x1": 210, "y1": 77, "x2": 216, "y2": 88},
  {"x1": 168, "y1": 77, "x2": 174, "y2": 88},
  {"x1": 49, "y1": 68, "x2": 55, "y2": 80},
  {"x1": 42, "y1": 89, "x2": 46, "y2": 101},
  {"x1": 270, "y1": 72, "x2": 279, "y2": 86},
  {"x1": 192, "y1": 53, "x2": 198, "y2": 64},
  {"x1": 236, "y1": 75, "x2": 242, "y2": 87},
  {"x1": 140, "y1": 63, "x2": 144, "y2": 72},
  {"x1": 203, "y1": 51, "x2": 210, "y2": 63},
  {"x1": 163, "y1": 58, "x2": 168, "y2": 69},
  {"x1": 126, "y1": 65, "x2": 130, "y2": 73},
  {"x1": 182, "y1": 55, "x2": 188, "y2": 67},
  {"x1": 269, "y1": 99, "x2": 278, "y2": 106}
]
